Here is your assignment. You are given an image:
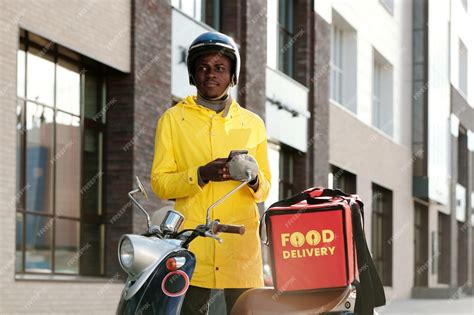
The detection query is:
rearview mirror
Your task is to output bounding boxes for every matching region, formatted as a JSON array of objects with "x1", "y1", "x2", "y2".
[{"x1": 136, "y1": 176, "x2": 149, "y2": 200}]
